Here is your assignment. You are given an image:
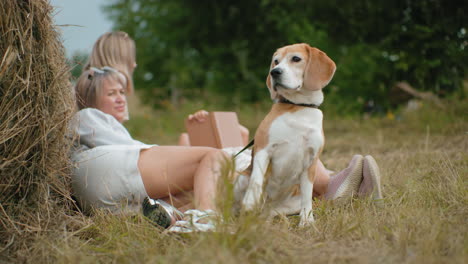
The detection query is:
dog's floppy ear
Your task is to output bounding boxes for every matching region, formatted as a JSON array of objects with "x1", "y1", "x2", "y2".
[
  {"x1": 303, "y1": 45, "x2": 336, "y2": 91},
  {"x1": 266, "y1": 58, "x2": 278, "y2": 100}
]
